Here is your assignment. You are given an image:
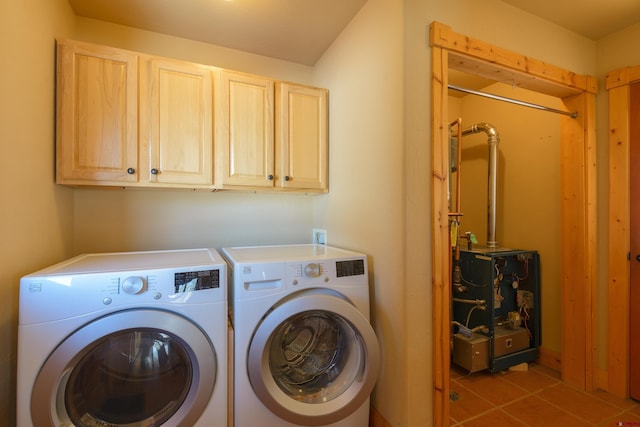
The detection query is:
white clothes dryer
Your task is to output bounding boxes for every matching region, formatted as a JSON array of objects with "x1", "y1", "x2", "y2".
[
  {"x1": 222, "y1": 244, "x2": 380, "y2": 427},
  {"x1": 17, "y1": 248, "x2": 228, "y2": 427}
]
